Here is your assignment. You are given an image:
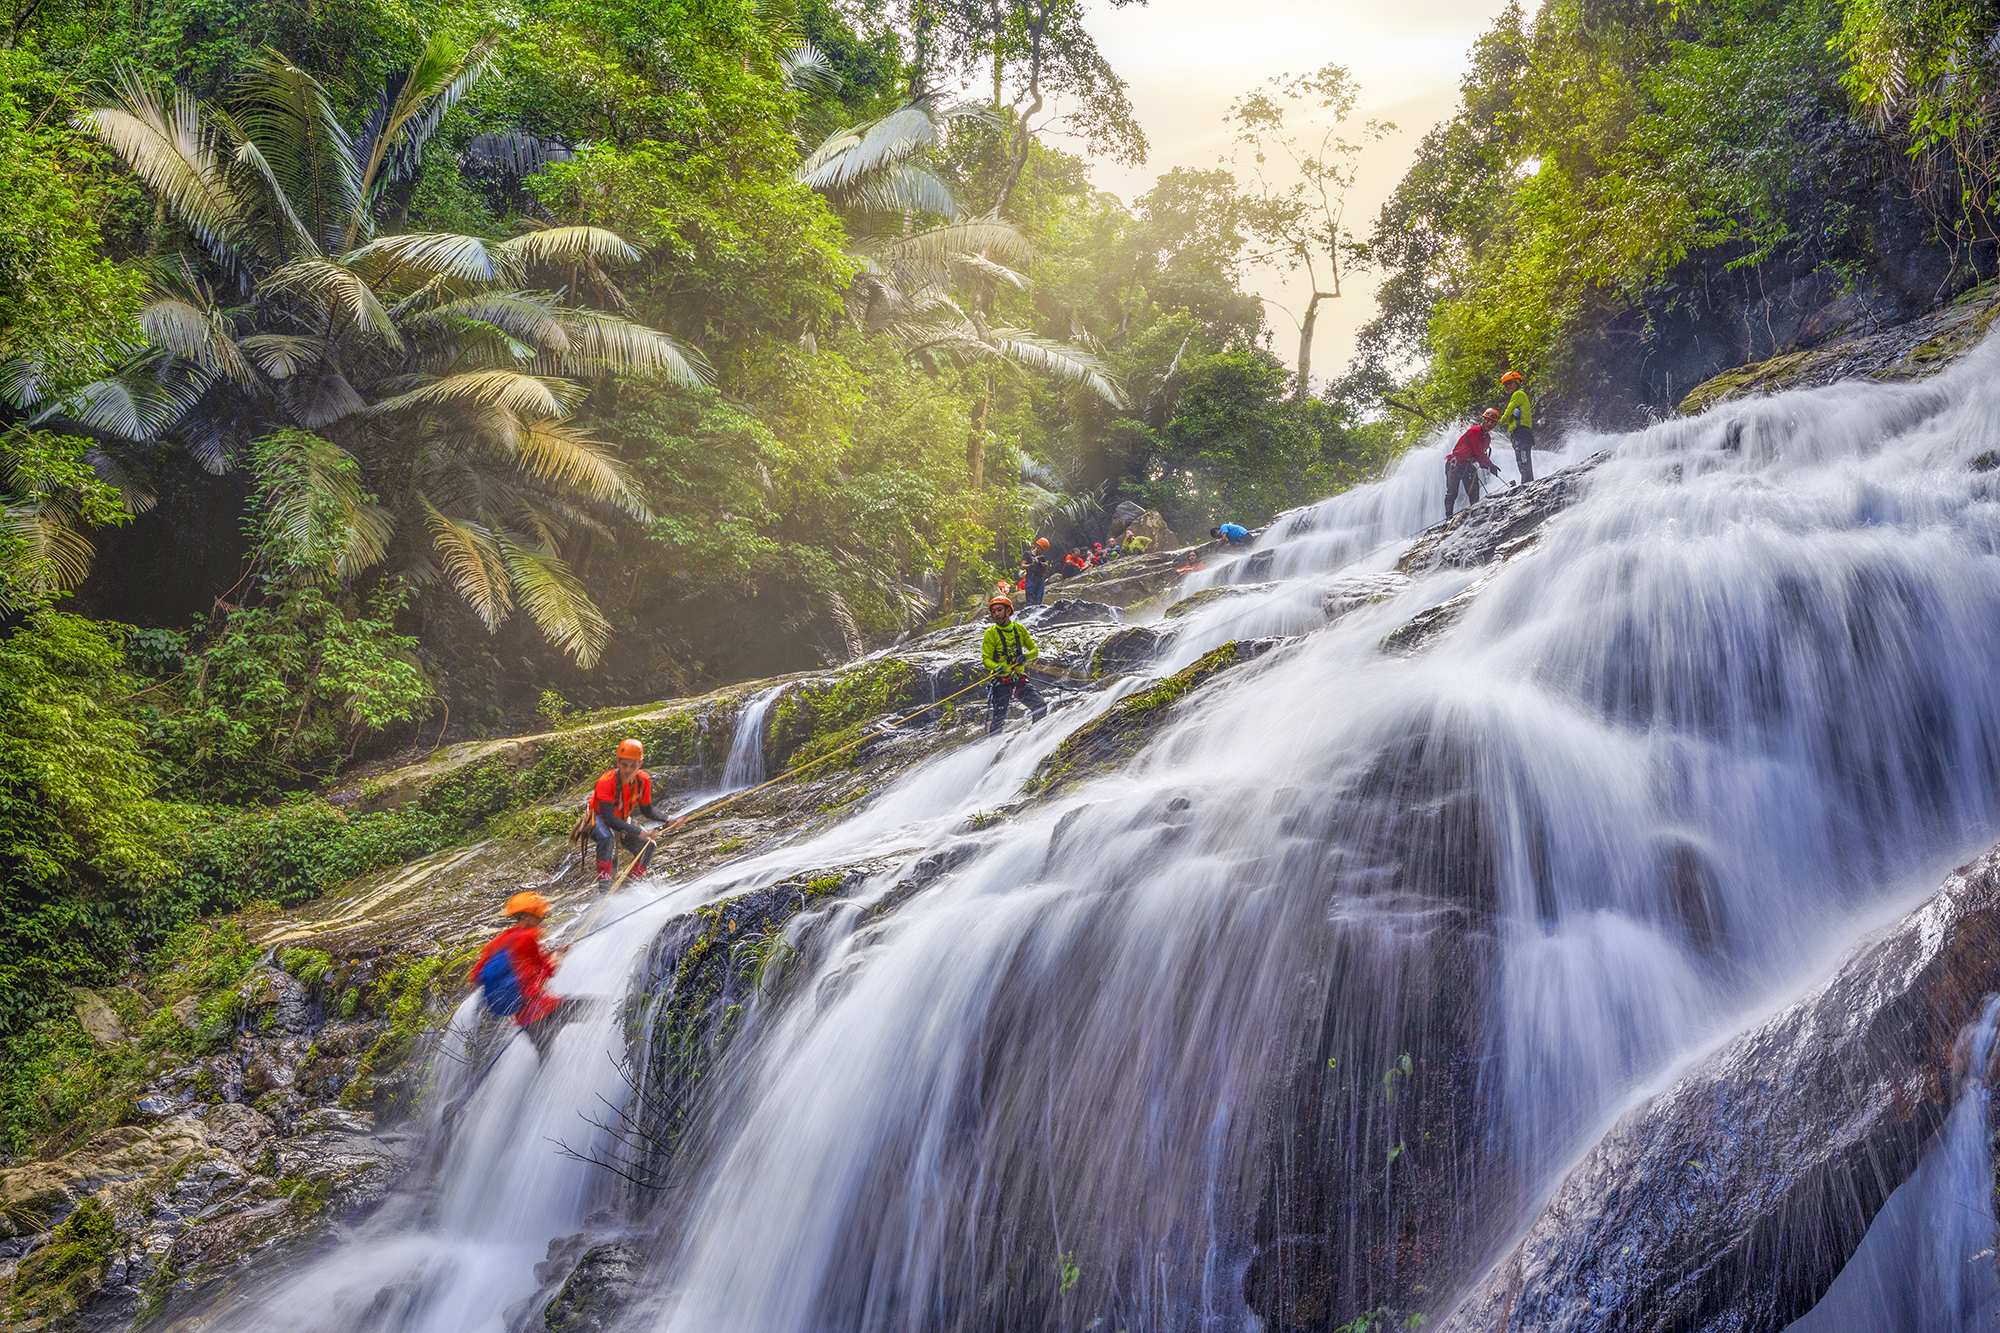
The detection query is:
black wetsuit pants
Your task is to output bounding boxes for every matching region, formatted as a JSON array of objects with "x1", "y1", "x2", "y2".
[
  {"x1": 1511, "y1": 426, "x2": 1536, "y2": 483},
  {"x1": 1445, "y1": 459, "x2": 1484, "y2": 519},
  {"x1": 988, "y1": 676, "x2": 1049, "y2": 735},
  {"x1": 593, "y1": 815, "x2": 655, "y2": 873}
]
